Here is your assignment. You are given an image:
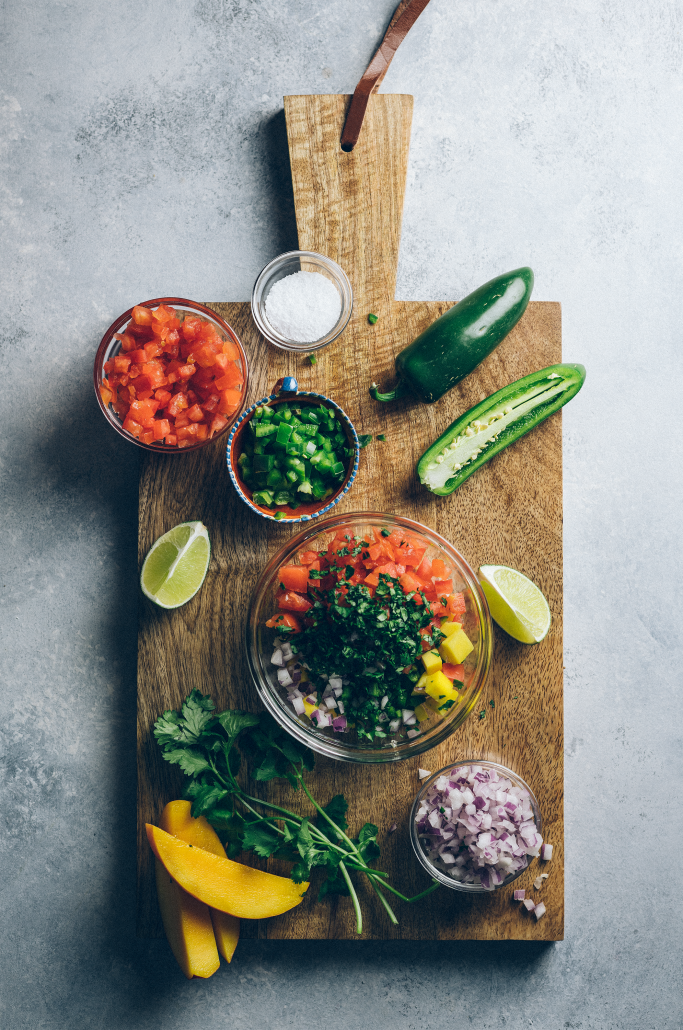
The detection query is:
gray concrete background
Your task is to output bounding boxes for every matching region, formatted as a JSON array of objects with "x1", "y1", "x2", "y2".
[{"x1": 1, "y1": 0, "x2": 681, "y2": 1027}]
